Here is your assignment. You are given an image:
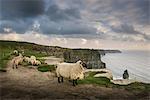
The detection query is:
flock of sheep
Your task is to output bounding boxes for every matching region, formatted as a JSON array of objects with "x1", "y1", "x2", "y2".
[
  {"x1": 12, "y1": 50, "x2": 87, "y2": 86},
  {"x1": 12, "y1": 50, "x2": 41, "y2": 69}
]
